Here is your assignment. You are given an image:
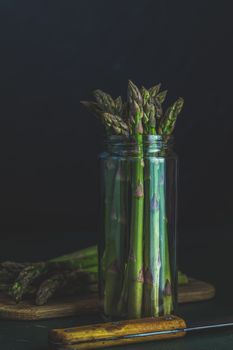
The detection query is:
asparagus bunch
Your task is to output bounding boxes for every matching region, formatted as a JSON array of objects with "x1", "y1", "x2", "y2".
[
  {"x1": 81, "y1": 82, "x2": 183, "y2": 139},
  {"x1": 0, "y1": 245, "x2": 188, "y2": 305},
  {"x1": 82, "y1": 80, "x2": 184, "y2": 319}
]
